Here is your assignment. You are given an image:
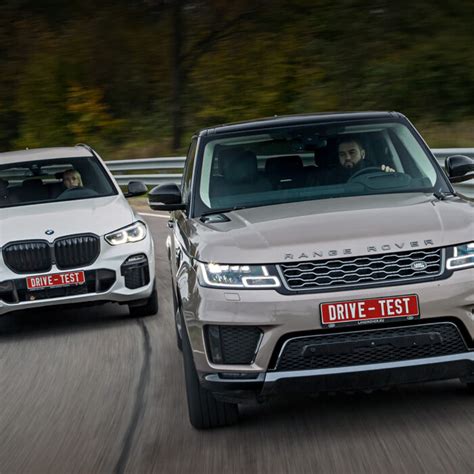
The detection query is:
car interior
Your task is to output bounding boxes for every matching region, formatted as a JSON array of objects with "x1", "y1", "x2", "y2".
[
  {"x1": 0, "y1": 157, "x2": 116, "y2": 207},
  {"x1": 204, "y1": 127, "x2": 435, "y2": 209}
]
